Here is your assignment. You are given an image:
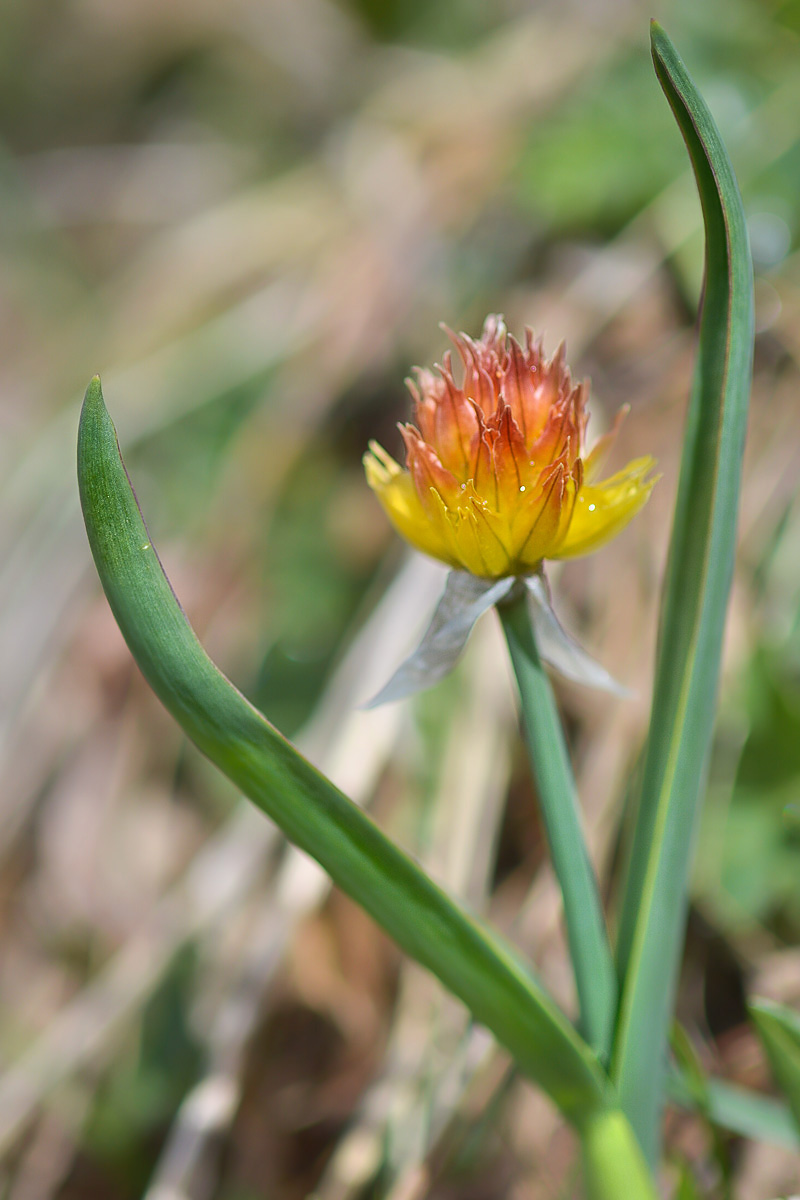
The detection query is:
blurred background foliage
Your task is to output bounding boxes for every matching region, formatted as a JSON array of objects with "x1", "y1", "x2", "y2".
[{"x1": 1, "y1": 0, "x2": 800, "y2": 1196}]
